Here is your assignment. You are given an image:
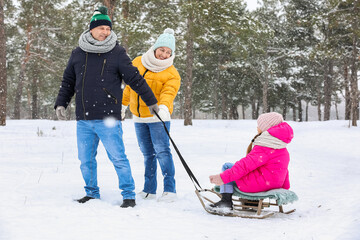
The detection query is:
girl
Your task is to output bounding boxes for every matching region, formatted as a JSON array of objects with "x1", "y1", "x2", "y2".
[
  {"x1": 122, "y1": 28, "x2": 181, "y2": 202},
  {"x1": 209, "y1": 112, "x2": 294, "y2": 209}
]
